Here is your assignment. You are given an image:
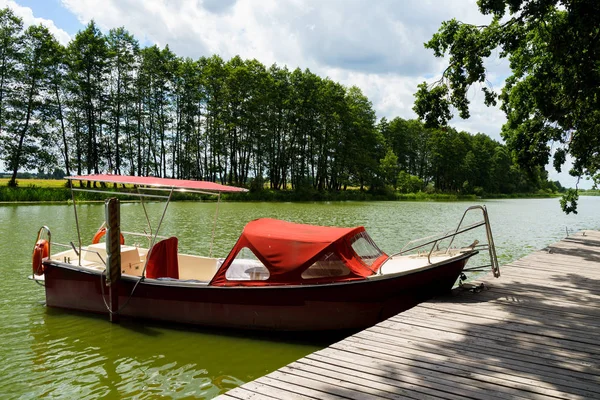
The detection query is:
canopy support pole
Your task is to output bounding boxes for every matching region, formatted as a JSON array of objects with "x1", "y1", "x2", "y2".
[
  {"x1": 209, "y1": 192, "x2": 221, "y2": 258},
  {"x1": 70, "y1": 180, "x2": 82, "y2": 266}
]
